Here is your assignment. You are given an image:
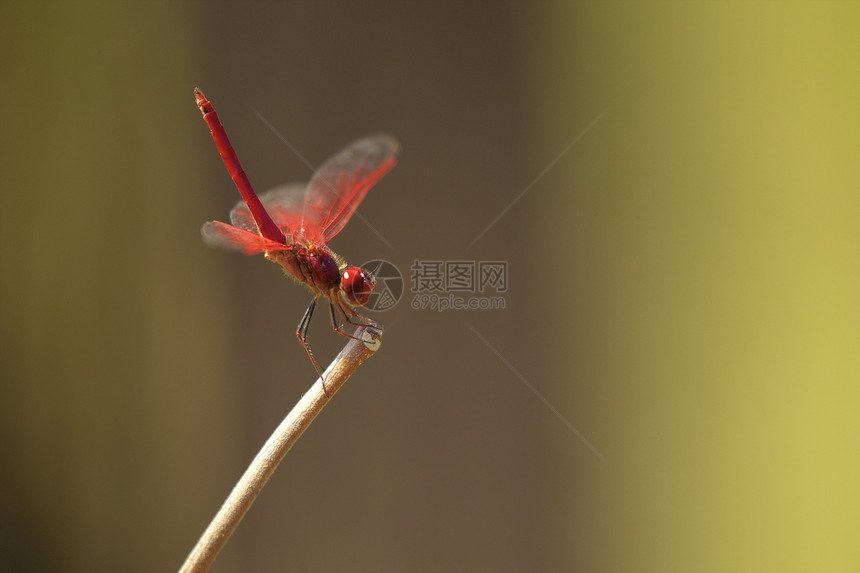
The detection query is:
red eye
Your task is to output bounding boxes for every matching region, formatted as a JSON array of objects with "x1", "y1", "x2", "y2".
[{"x1": 341, "y1": 266, "x2": 375, "y2": 306}]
